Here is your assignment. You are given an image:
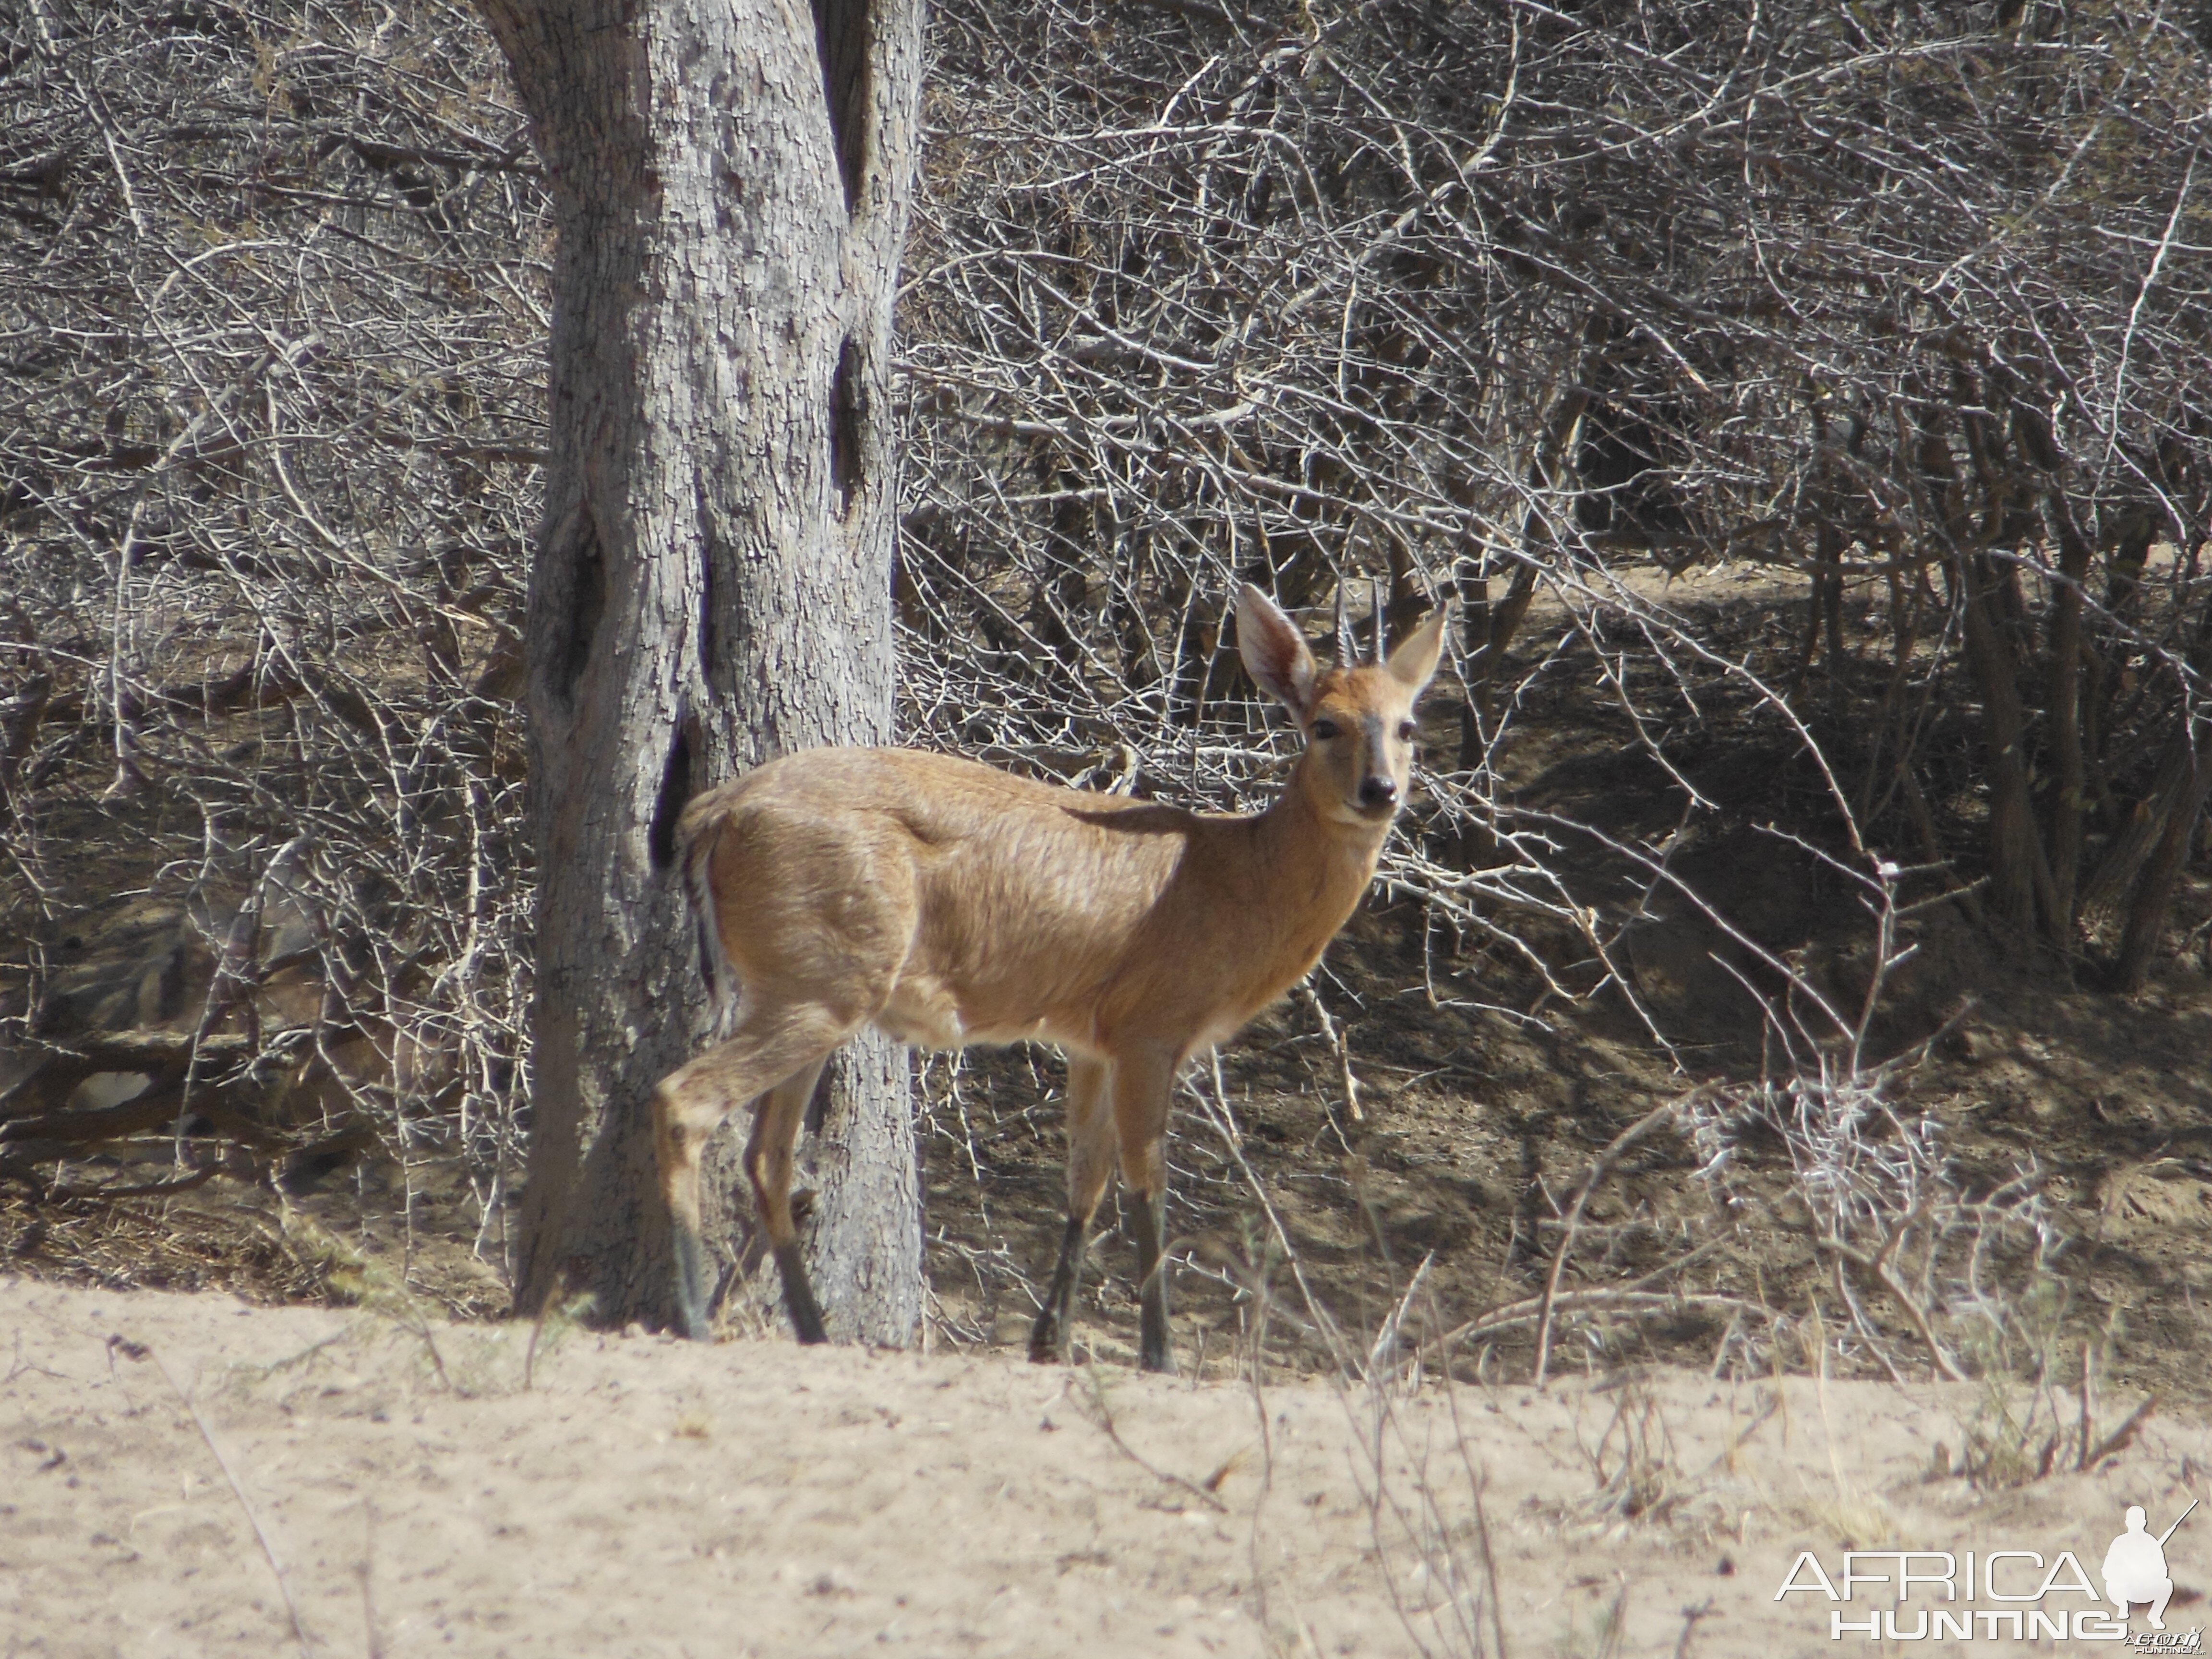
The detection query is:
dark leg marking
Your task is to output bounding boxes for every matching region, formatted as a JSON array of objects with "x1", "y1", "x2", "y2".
[
  {"x1": 1030, "y1": 1214, "x2": 1090, "y2": 1364},
  {"x1": 672, "y1": 1223, "x2": 712, "y2": 1342},
  {"x1": 1131, "y1": 1191, "x2": 1174, "y2": 1375},
  {"x1": 773, "y1": 1240, "x2": 829, "y2": 1345}
]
